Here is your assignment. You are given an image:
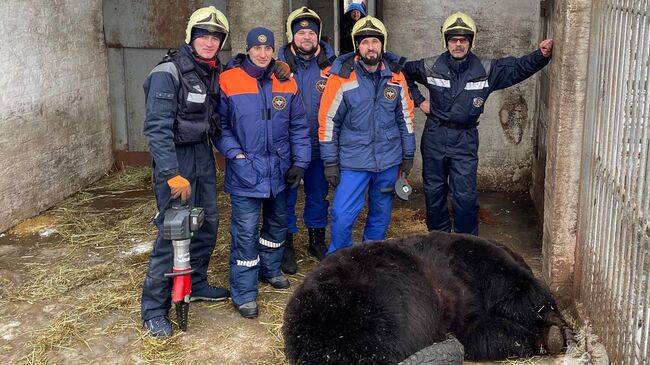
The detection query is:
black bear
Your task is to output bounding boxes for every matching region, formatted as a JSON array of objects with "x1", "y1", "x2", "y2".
[{"x1": 283, "y1": 231, "x2": 574, "y2": 364}]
